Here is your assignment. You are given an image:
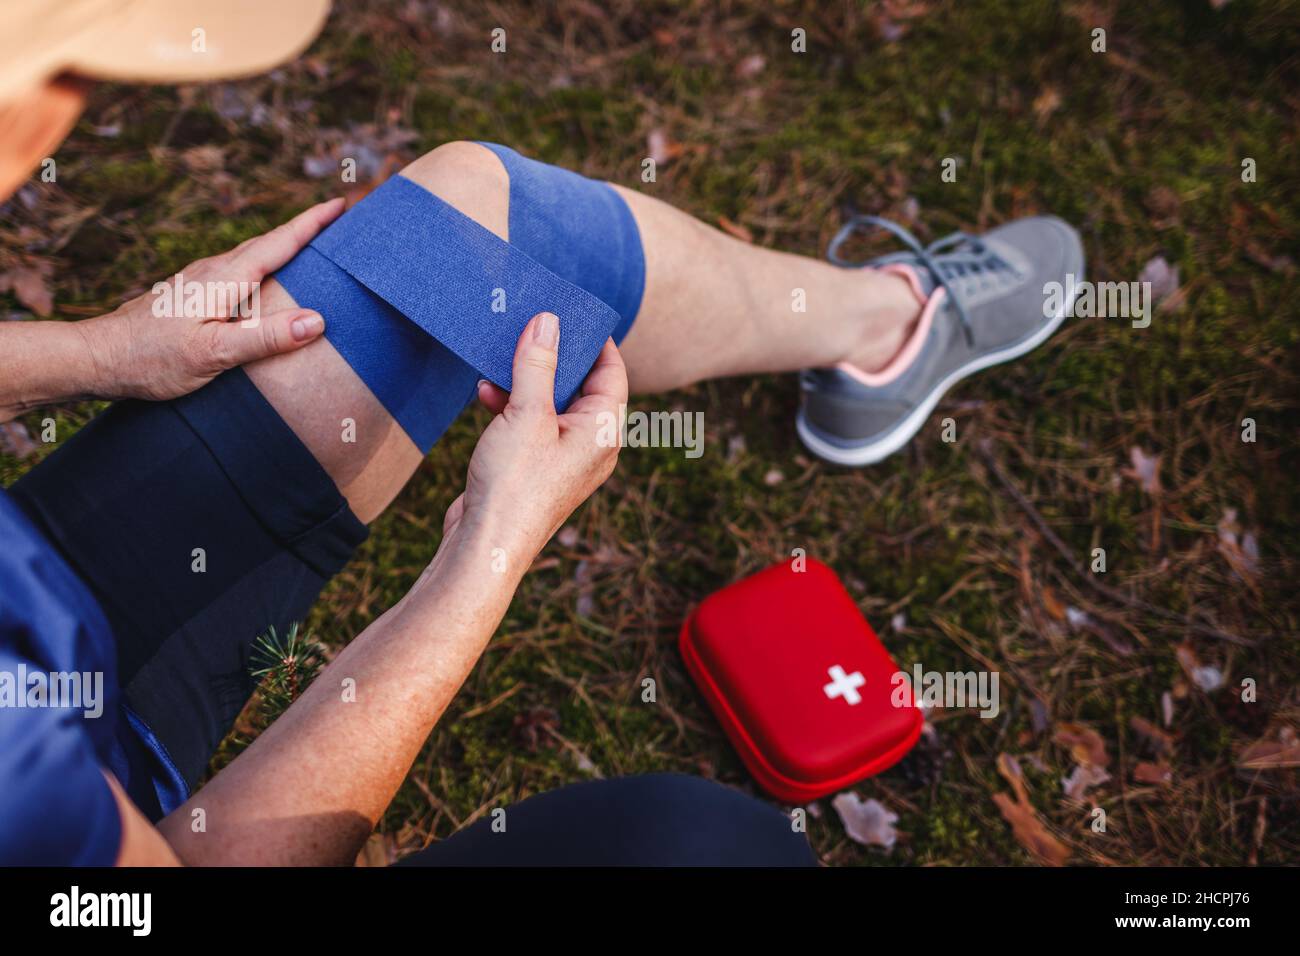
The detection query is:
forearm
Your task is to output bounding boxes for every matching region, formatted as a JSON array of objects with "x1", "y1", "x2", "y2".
[
  {"x1": 156, "y1": 516, "x2": 526, "y2": 866},
  {"x1": 0, "y1": 317, "x2": 110, "y2": 421}
]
